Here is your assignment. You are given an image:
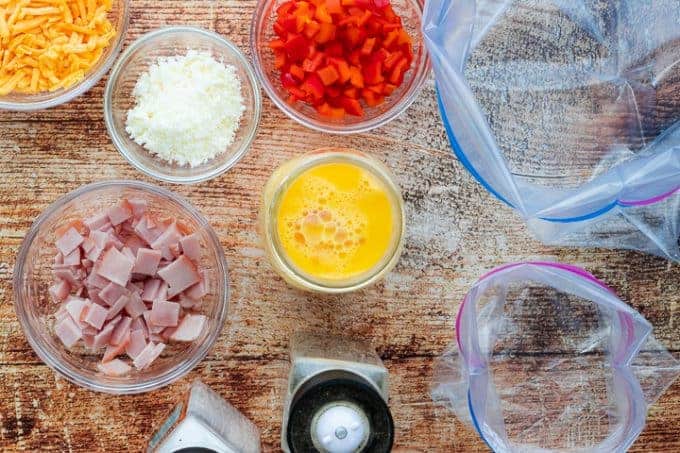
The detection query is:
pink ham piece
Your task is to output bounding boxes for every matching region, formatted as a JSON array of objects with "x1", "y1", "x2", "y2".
[
  {"x1": 53, "y1": 268, "x2": 80, "y2": 286},
  {"x1": 133, "y1": 342, "x2": 164, "y2": 370},
  {"x1": 98, "y1": 359, "x2": 131, "y2": 376},
  {"x1": 185, "y1": 271, "x2": 209, "y2": 300},
  {"x1": 55, "y1": 316, "x2": 82, "y2": 348},
  {"x1": 49, "y1": 280, "x2": 70, "y2": 303},
  {"x1": 157, "y1": 255, "x2": 201, "y2": 298},
  {"x1": 99, "y1": 281, "x2": 128, "y2": 305},
  {"x1": 127, "y1": 198, "x2": 148, "y2": 217},
  {"x1": 110, "y1": 316, "x2": 132, "y2": 346},
  {"x1": 169, "y1": 314, "x2": 207, "y2": 342},
  {"x1": 65, "y1": 296, "x2": 89, "y2": 322},
  {"x1": 84, "y1": 212, "x2": 109, "y2": 231},
  {"x1": 150, "y1": 300, "x2": 180, "y2": 327},
  {"x1": 134, "y1": 215, "x2": 162, "y2": 245},
  {"x1": 55, "y1": 227, "x2": 84, "y2": 256},
  {"x1": 97, "y1": 247, "x2": 134, "y2": 287},
  {"x1": 150, "y1": 222, "x2": 182, "y2": 260},
  {"x1": 124, "y1": 292, "x2": 146, "y2": 319},
  {"x1": 106, "y1": 294, "x2": 129, "y2": 320},
  {"x1": 180, "y1": 233, "x2": 201, "y2": 262},
  {"x1": 132, "y1": 248, "x2": 162, "y2": 276},
  {"x1": 126, "y1": 329, "x2": 147, "y2": 359},
  {"x1": 63, "y1": 248, "x2": 81, "y2": 266},
  {"x1": 124, "y1": 234, "x2": 147, "y2": 256},
  {"x1": 141, "y1": 278, "x2": 162, "y2": 302},
  {"x1": 156, "y1": 283, "x2": 168, "y2": 302},
  {"x1": 121, "y1": 247, "x2": 136, "y2": 262},
  {"x1": 143, "y1": 310, "x2": 165, "y2": 334},
  {"x1": 107, "y1": 200, "x2": 132, "y2": 226},
  {"x1": 102, "y1": 334, "x2": 130, "y2": 363},
  {"x1": 83, "y1": 303, "x2": 108, "y2": 330},
  {"x1": 92, "y1": 317, "x2": 119, "y2": 349}
]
